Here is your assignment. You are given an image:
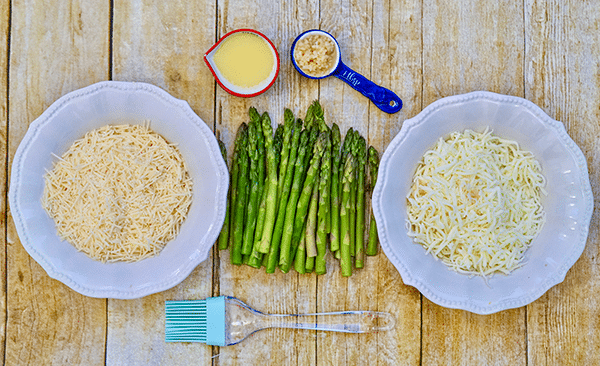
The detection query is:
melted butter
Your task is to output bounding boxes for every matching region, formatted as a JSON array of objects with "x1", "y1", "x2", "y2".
[{"x1": 213, "y1": 32, "x2": 275, "y2": 88}]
